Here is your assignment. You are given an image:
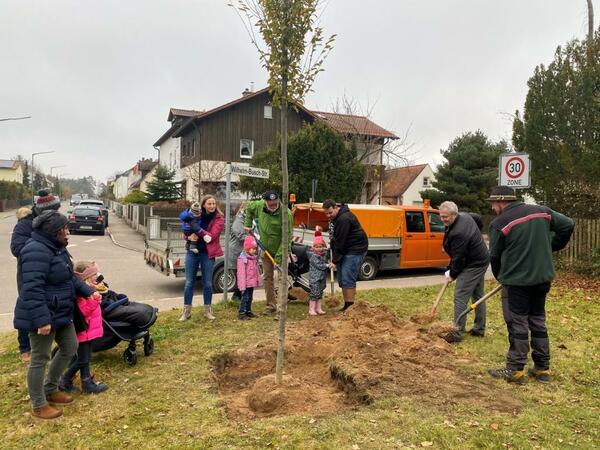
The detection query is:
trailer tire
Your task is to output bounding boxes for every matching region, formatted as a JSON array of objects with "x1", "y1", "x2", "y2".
[
  {"x1": 358, "y1": 256, "x2": 379, "y2": 281},
  {"x1": 212, "y1": 264, "x2": 237, "y2": 294}
]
